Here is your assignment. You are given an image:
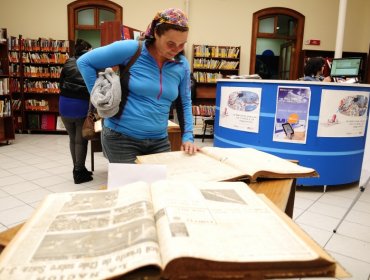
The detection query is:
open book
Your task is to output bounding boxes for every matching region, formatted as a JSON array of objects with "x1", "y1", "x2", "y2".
[
  {"x1": 136, "y1": 147, "x2": 318, "y2": 182},
  {"x1": 0, "y1": 181, "x2": 338, "y2": 280}
]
